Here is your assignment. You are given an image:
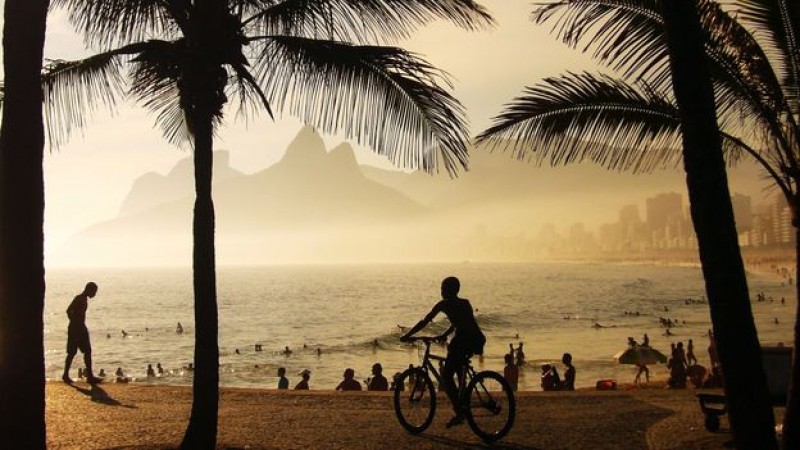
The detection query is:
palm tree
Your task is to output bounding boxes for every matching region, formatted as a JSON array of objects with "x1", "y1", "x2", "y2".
[
  {"x1": 475, "y1": 0, "x2": 796, "y2": 447},
  {"x1": 661, "y1": 2, "x2": 776, "y2": 448},
  {"x1": 47, "y1": 0, "x2": 493, "y2": 447},
  {"x1": 0, "y1": 0, "x2": 50, "y2": 448}
]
